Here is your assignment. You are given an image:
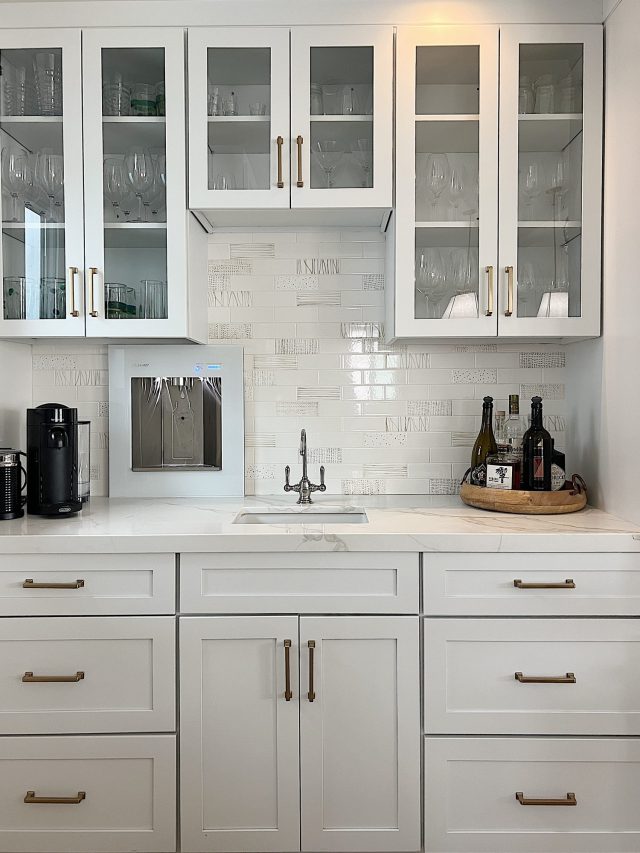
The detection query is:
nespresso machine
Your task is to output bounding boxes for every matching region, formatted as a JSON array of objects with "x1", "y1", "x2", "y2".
[{"x1": 27, "y1": 404, "x2": 82, "y2": 516}]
